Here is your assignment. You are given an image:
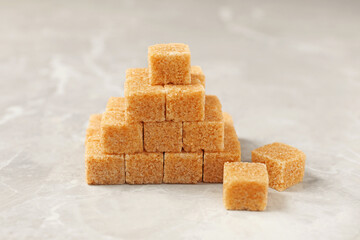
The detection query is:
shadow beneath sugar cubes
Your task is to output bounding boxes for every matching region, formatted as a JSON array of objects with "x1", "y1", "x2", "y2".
[
  {"x1": 266, "y1": 190, "x2": 288, "y2": 212},
  {"x1": 302, "y1": 169, "x2": 322, "y2": 190},
  {"x1": 284, "y1": 168, "x2": 322, "y2": 193}
]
